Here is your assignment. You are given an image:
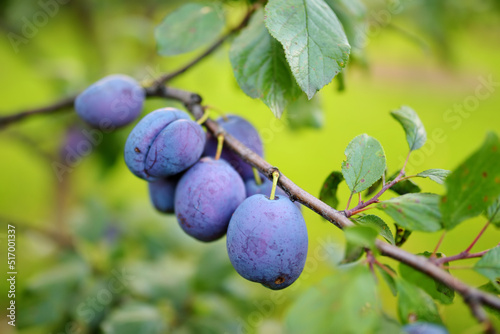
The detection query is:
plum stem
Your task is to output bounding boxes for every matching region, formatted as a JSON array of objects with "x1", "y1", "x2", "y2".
[
  {"x1": 269, "y1": 171, "x2": 280, "y2": 200},
  {"x1": 432, "y1": 231, "x2": 447, "y2": 257},
  {"x1": 215, "y1": 134, "x2": 224, "y2": 160},
  {"x1": 196, "y1": 108, "x2": 210, "y2": 125},
  {"x1": 253, "y1": 167, "x2": 262, "y2": 185}
]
